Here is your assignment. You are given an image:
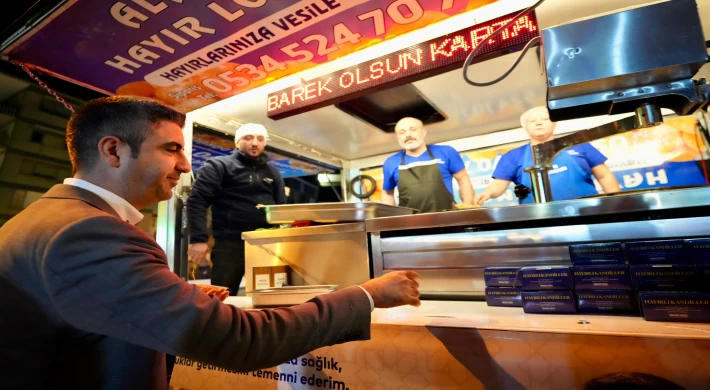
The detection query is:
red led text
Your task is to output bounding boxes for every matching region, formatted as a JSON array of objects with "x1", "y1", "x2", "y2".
[{"x1": 267, "y1": 11, "x2": 539, "y2": 119}]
